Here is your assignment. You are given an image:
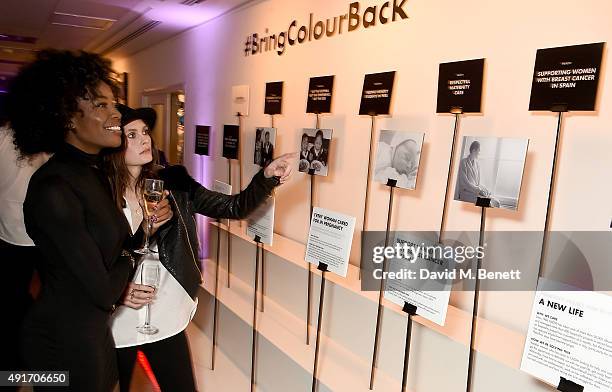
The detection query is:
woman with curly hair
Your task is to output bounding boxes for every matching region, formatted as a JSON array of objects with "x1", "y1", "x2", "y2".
[{"x1": 7, "y1": 50, "x2": 171, "y2": 391}]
